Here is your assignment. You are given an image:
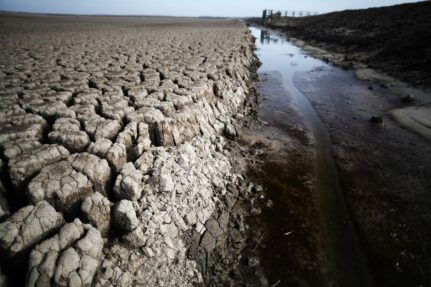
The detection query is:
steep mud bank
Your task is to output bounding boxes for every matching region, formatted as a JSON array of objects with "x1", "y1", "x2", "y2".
[{"x1": 248, "y1": 1, "x2": 431, "y2": 89}]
